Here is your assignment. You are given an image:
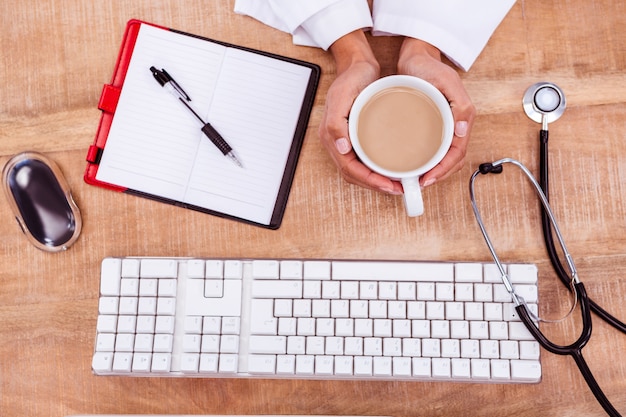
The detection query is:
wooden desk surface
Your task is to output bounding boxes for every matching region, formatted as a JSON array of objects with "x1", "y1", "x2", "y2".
[{"x1": 1, "y1": 1, "x2": 625, "y2": 416}]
